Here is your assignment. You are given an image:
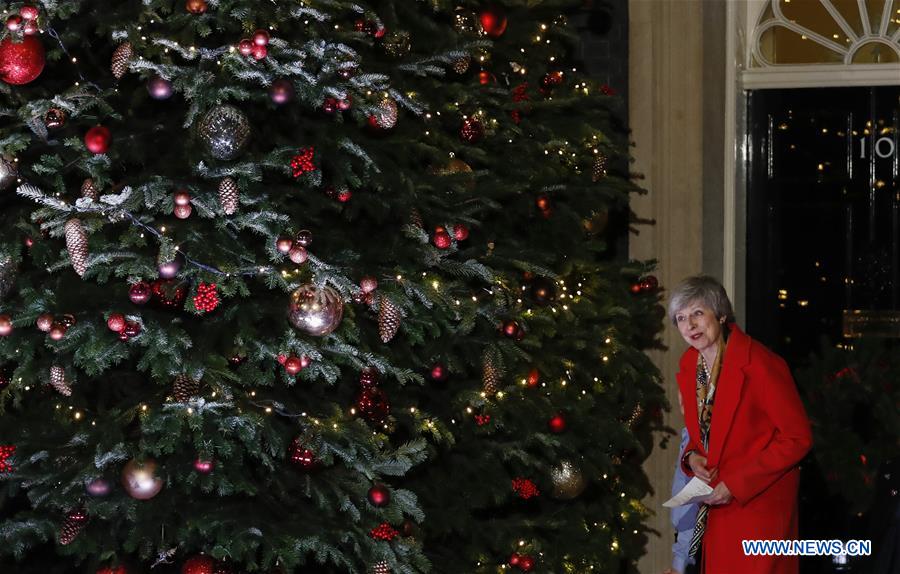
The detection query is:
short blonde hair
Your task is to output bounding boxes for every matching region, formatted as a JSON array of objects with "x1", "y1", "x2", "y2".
[{"x1": 667, "y1": 275, "x2": 735, "y2": 326}]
